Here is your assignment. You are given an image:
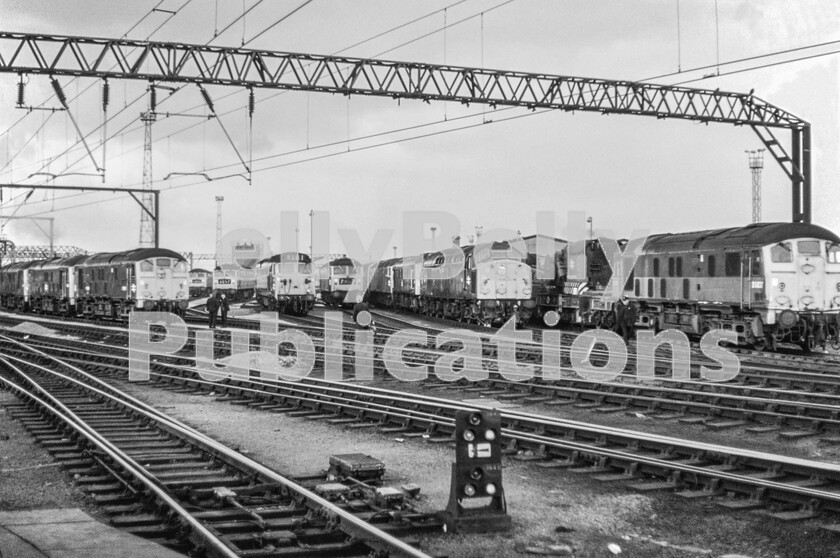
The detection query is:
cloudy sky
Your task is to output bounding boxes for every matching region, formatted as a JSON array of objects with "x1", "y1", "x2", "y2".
[{"x1": 0, "y1": 0, "x2": 837, "y2": 261}]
